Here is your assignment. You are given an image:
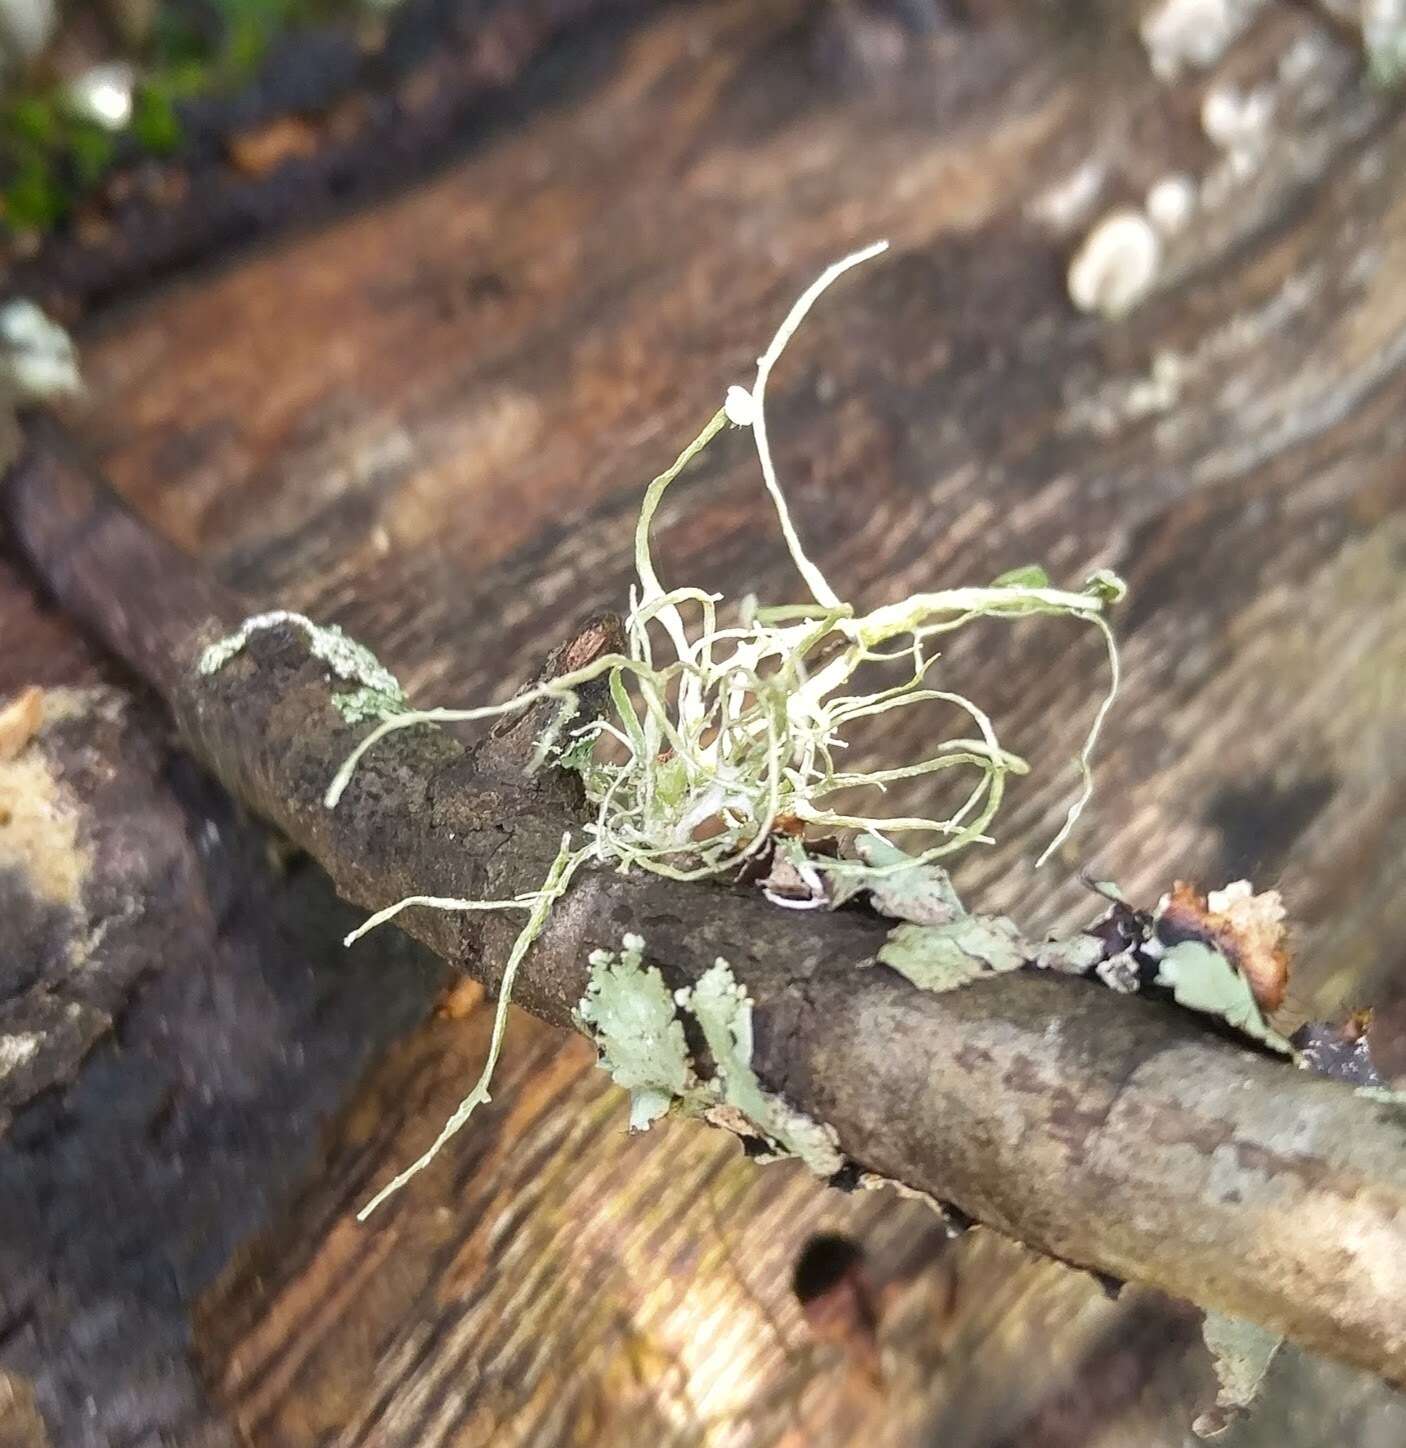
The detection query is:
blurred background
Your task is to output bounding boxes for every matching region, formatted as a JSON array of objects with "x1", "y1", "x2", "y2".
[{"x1": 3, "y1": 1, "x2": 1406, "y2": 1444}]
